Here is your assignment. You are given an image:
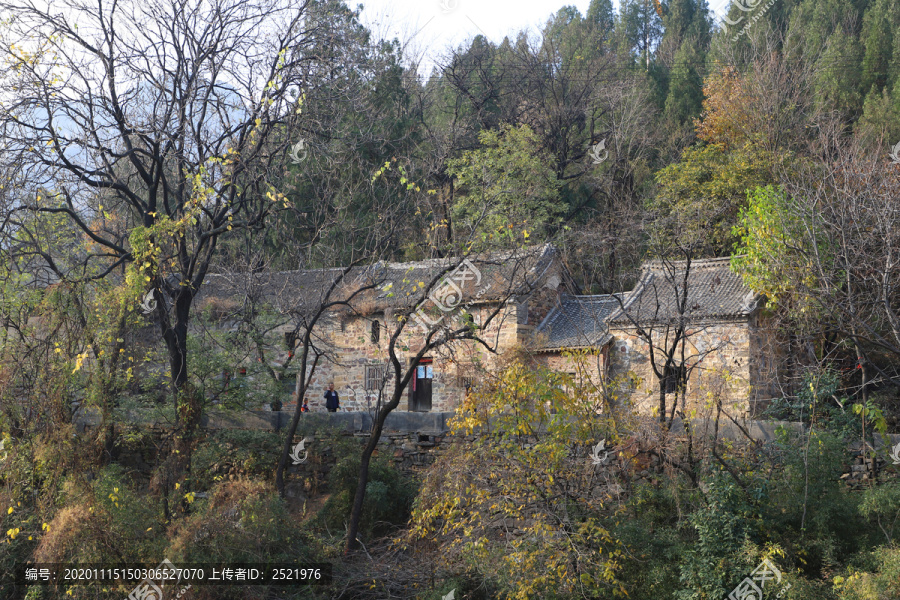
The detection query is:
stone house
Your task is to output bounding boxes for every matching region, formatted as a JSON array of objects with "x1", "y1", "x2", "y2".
[
  {"x1": 199, "y1": 244, "x2": 578, "y2": 412},
  {"x1": 202, "y1": 251, "x2": 782, "y2": 417},
  {"x1": 533, "y1": 258, "x2": 782, "y2": 417},
  {"x1": 531, "y1": 294, "x2": 623, "y2": 388}
]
